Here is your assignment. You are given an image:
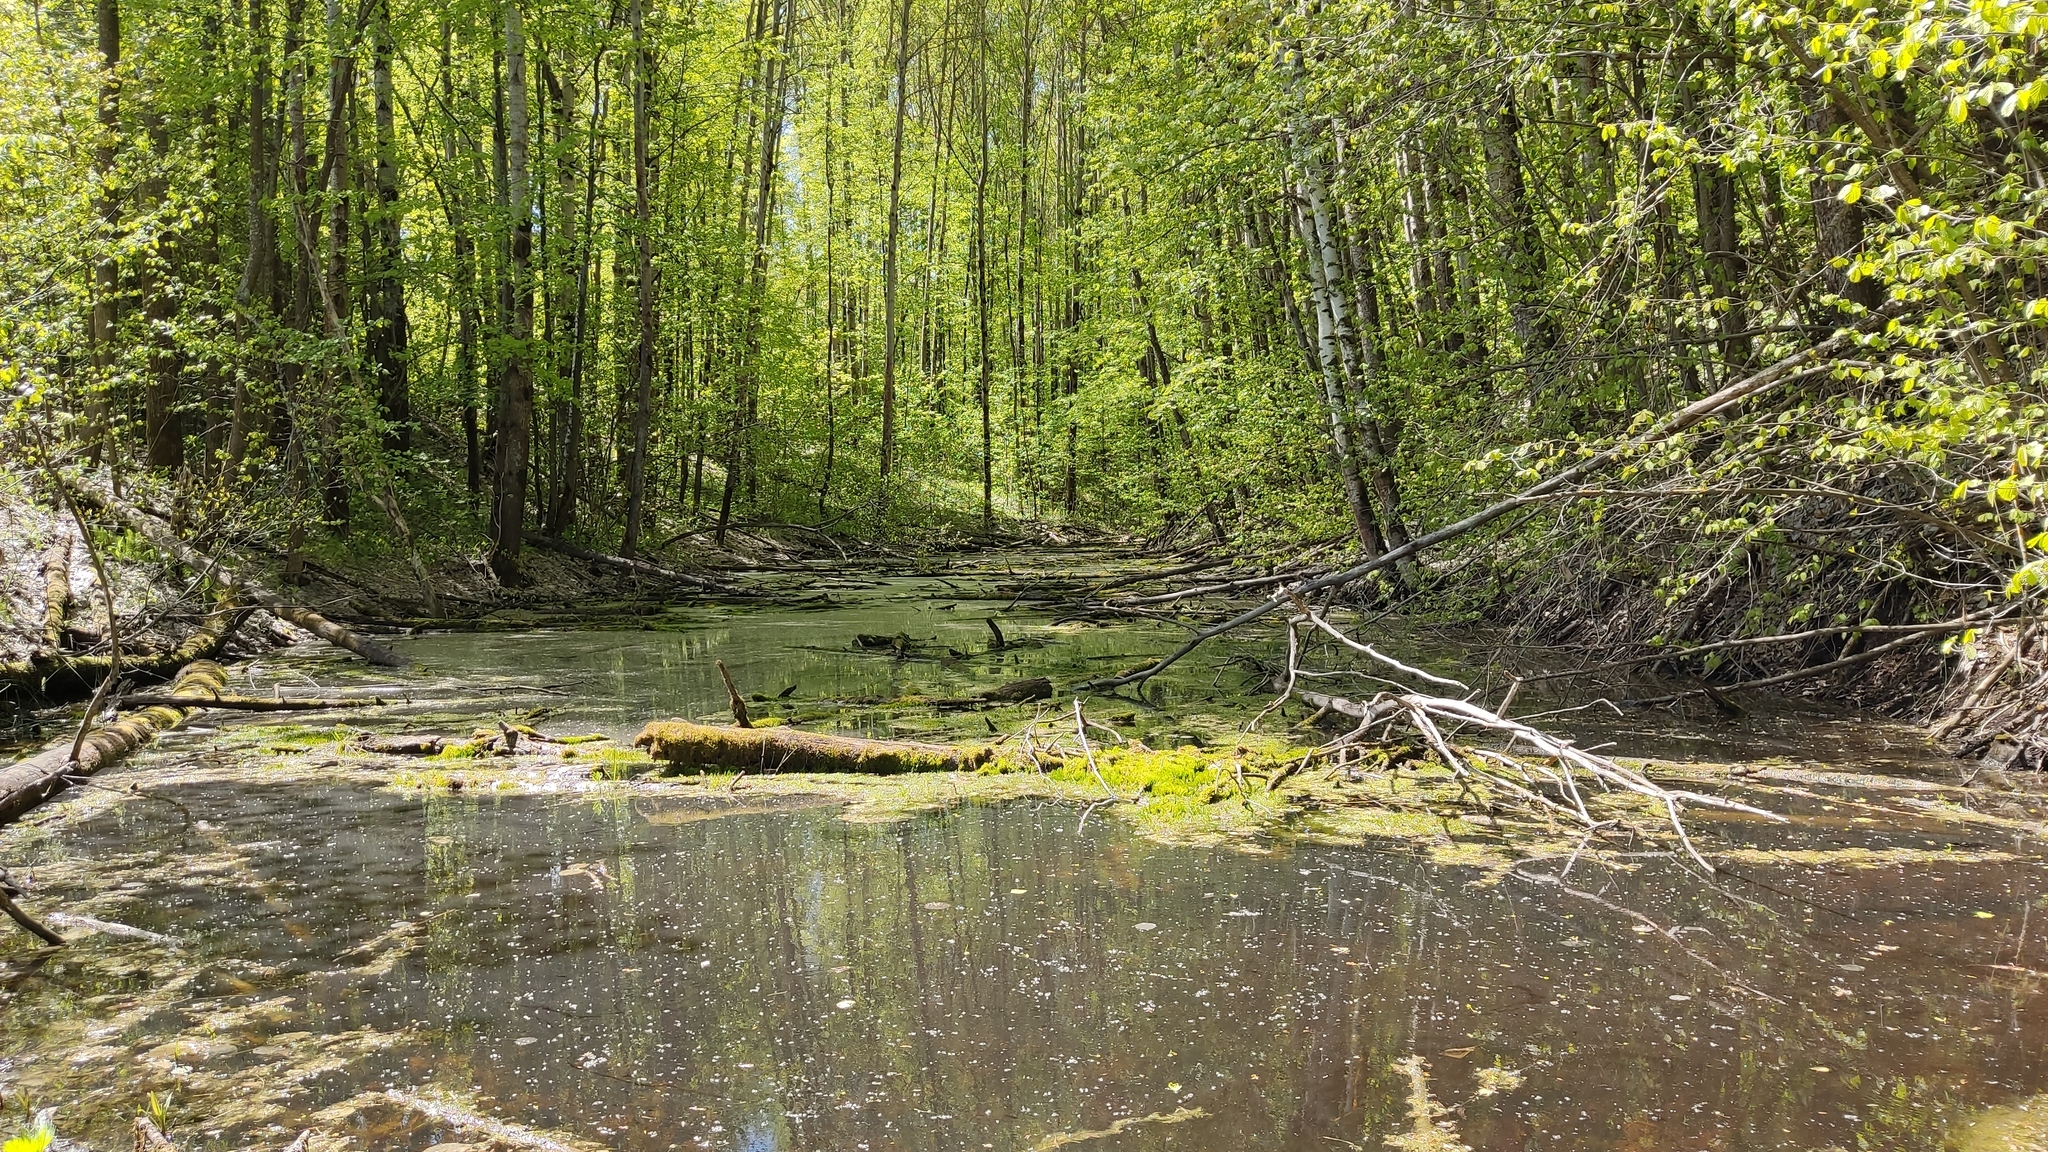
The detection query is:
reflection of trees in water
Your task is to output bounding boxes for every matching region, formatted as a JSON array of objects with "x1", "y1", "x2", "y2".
[{"x1": 13, "y1": 783, "x2": 2045, "y2": 1151}]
